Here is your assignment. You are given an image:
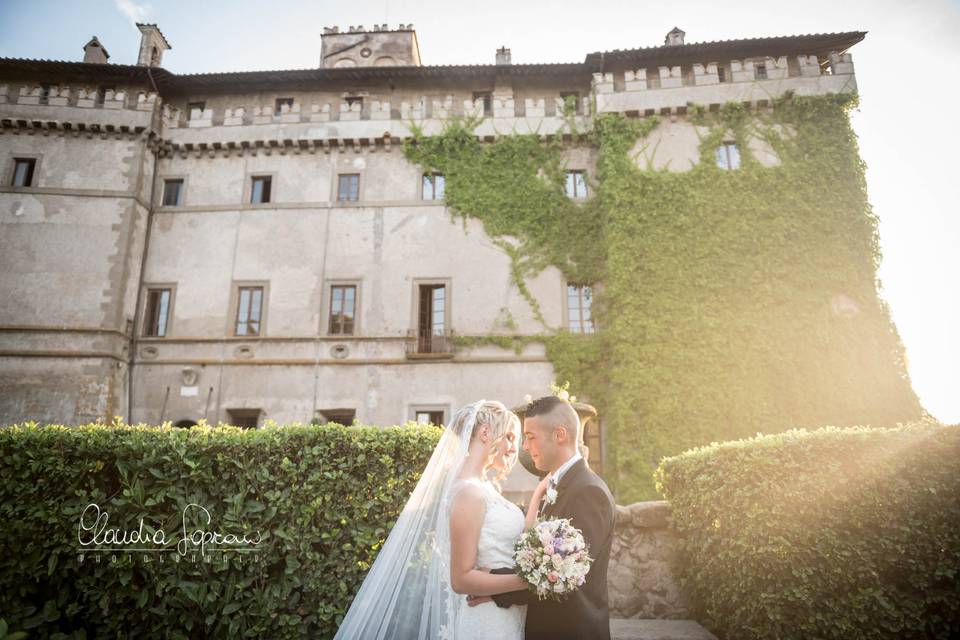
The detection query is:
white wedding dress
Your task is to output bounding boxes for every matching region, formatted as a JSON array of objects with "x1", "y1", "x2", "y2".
[{"x1": 448, "y1": 478, "x2": 527, "y2": 640}]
